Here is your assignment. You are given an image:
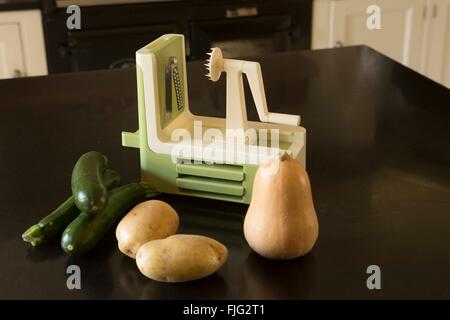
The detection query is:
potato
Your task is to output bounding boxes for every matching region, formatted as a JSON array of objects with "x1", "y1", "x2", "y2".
[
  {"x1": 136, "y1": 234, "x2": 228, "y2": 282},
  {"x1": 116, "y1": 200, "x2": 179, "y2": 258}
]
